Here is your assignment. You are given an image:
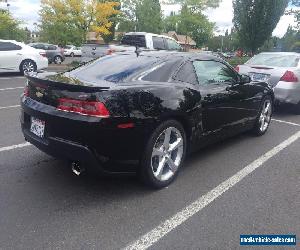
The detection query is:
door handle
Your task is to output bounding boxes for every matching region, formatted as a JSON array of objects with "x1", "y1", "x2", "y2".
[{"x1": 17, "y1": 53, "x2": 23, "y2": 56}]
